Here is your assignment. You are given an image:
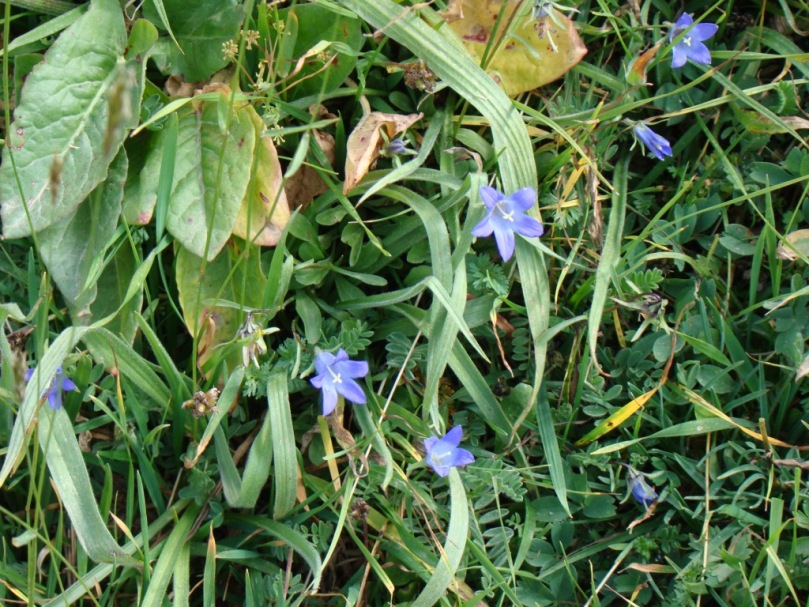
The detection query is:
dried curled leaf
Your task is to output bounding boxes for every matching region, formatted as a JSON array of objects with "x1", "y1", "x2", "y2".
[
  {"x1": 777, "y1": 229, "x2": 809, "y2": 262},
  {"x1": 343, "y1": 111, "x2": 422, "y2": 194},
  {"x1": 445, "y1": 0, "x2": 587, "y2": 96}
]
